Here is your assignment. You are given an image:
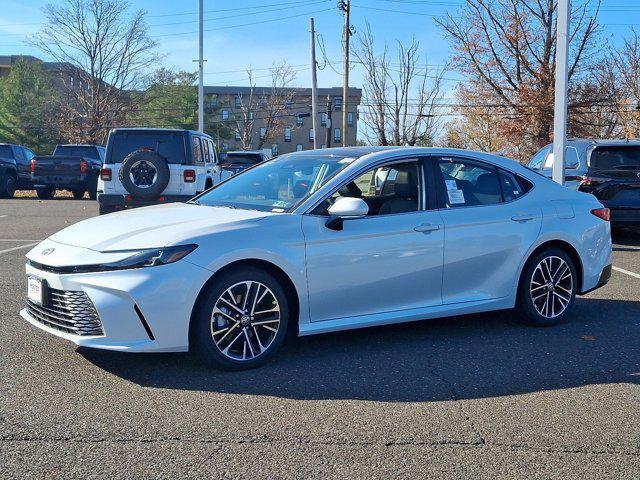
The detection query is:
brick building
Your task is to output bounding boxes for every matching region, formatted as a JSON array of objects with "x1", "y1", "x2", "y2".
[{"x1": 204, "y1": 85, "x2": 362, "y2": 155}]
